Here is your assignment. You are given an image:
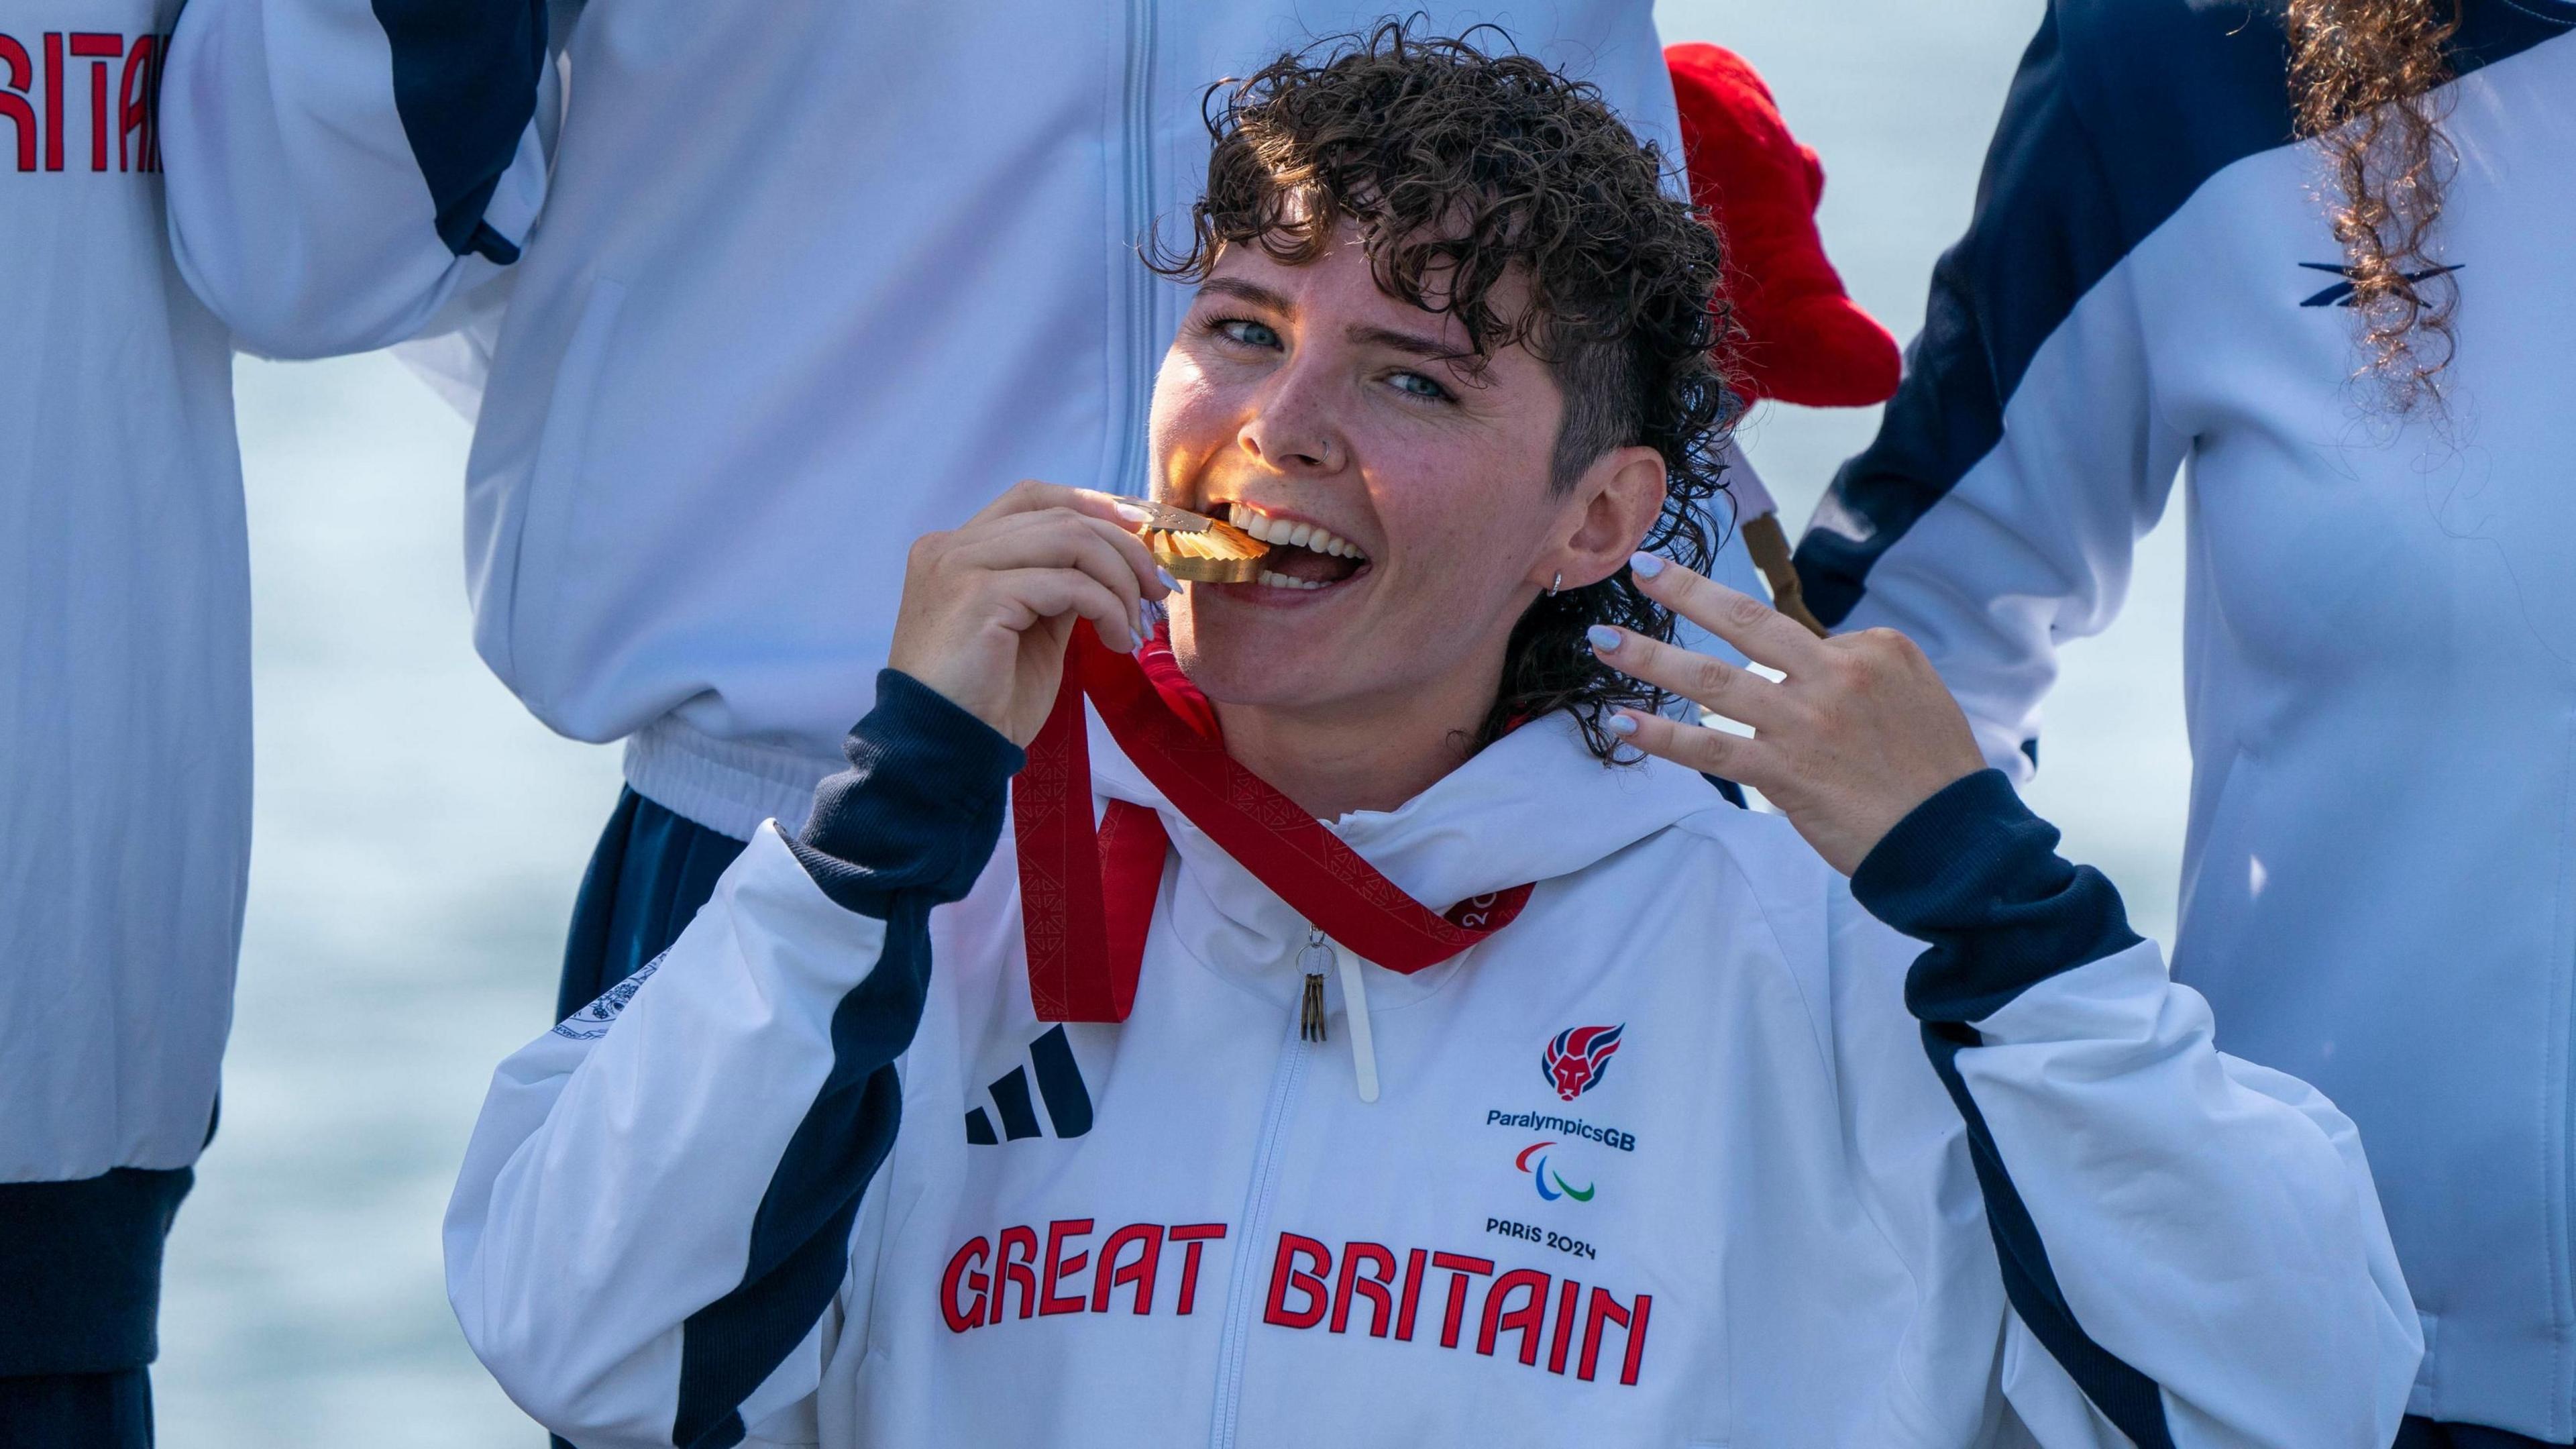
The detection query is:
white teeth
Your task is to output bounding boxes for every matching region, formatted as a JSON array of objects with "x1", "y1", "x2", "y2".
[
  {"x1": 1256, "y1": 569, "x2": 1327, "y2": 591},
  {"x1": 1226, "y1": 504, "x2": 1367, "y2": 561}
]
